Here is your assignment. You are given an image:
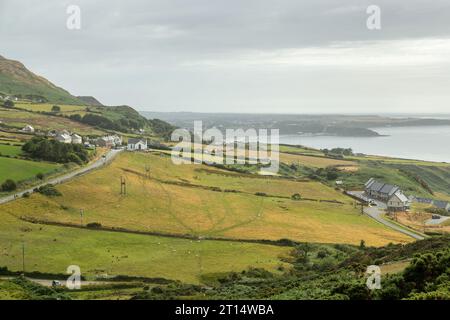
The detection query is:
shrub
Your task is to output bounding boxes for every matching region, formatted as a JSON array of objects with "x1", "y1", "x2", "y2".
[
  {"x1": 86, "y1": 222, "x2": 102, "y2": 229},
  {"x1": 1, "y1": 179, "x2": 17, "y2": 192},
  {"x1": 291, "y1": 193, "x2": 302, "y2": 201},
  {"x1": 36, "y1": 172, "x2": 44, "y2": 180},
  {"x1": 51, "y1": 105, "x2": 61, "y2": 112},
  {"x1": 3, "y1": 100, "x2": 14, "y2": 108},
  {"x1": 36, "y1": 184, "x2": 62, "y2": 197}
]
